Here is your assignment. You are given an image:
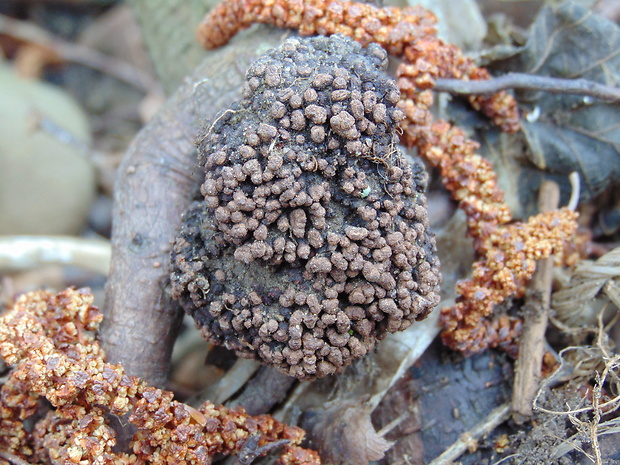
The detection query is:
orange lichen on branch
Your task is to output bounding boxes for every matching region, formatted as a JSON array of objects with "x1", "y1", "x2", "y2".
[
  {"x1": 197, "y1": 0, "x2": 437, "y2": 54},
  {"x1": 440, "y1": 208, "x2": 579, "y2": 354},
  {"x1": 398, "y1": 112, "x2": 513, "y2": 250},
  {"x1": 397, "y1": 36, "x2": 520, "y2": 132},
  {"x1": 0, "y1": 288, "x2": 319, "y2": 465},
  {"x1": 401, "y1": 107, "x2": 578, "y2": 353},
  {"x1": 403, "y1": 91, "x2": 576, "y2": 354}
]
